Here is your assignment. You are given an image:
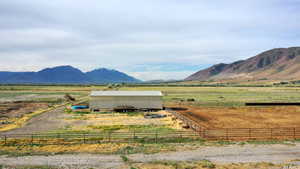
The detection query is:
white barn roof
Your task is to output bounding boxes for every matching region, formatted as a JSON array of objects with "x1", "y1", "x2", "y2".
[{"x1": 90, "y1": 91, "x2": 163, "y2": 97}]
